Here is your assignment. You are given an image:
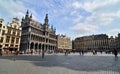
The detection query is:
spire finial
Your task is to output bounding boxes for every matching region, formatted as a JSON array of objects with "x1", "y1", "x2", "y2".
[
  {"x1": 22, "y1": 17, "x2": 24, "y2": 20},
  {"x1": 51, "y1": 25, "x2": 53, "y2": 30},
  {"x1": 46, "y1": 14, "x2": 48, "y2": 19},
  {"x1": 30, "y1": 14, "x2": 32, "y2": 18},
  {"x1": 26, "y1": 10, "x2": 29, "y2": 15},
  {"x1": 25, "y1": 10, "x2": 29, "y2": 18},
  {"x1": 44, "y1": 14, "x2": 49, "y2": 25}
]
